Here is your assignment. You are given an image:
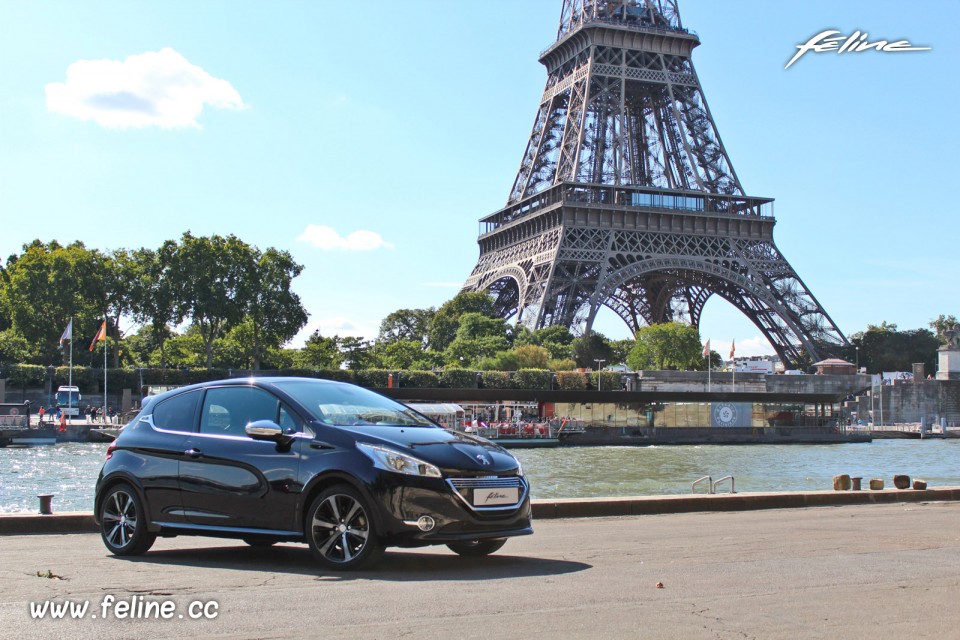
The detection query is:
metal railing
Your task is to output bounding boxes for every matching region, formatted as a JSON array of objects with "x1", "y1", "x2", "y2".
[
  {"x1": 692, "y1": 475, "x2": 712, "y2": 494},
  {"x1": 713, "y1": 476, "x2": 736, "y2": 494}
]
